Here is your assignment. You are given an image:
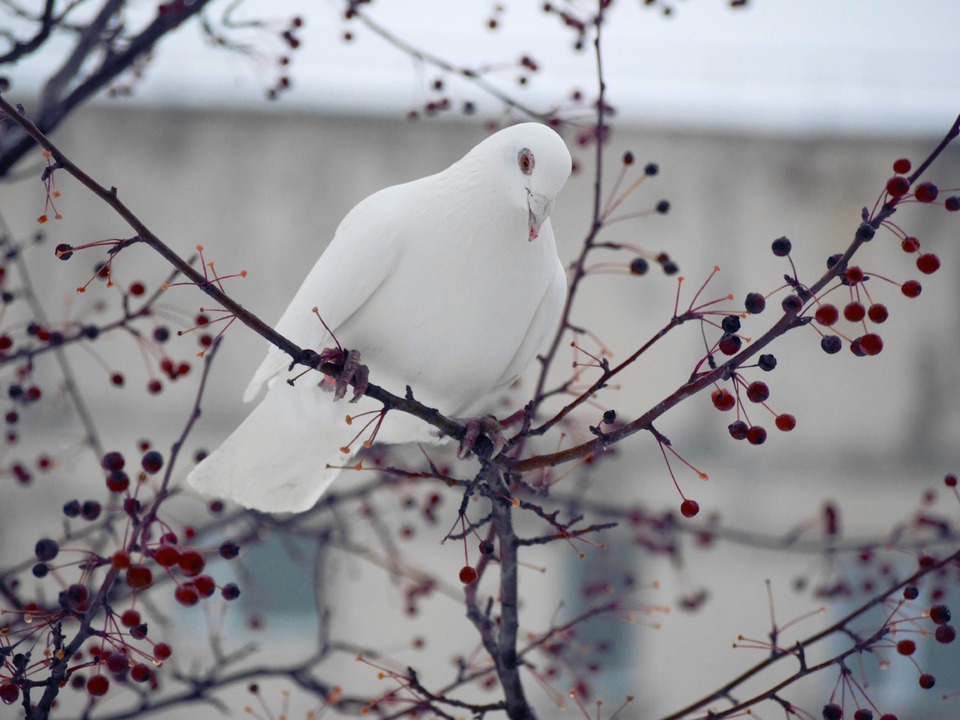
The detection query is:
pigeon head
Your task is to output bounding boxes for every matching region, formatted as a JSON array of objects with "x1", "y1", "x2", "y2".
[{"x1": 460, "y1": 122, "x2": 572, "y2": 241}]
